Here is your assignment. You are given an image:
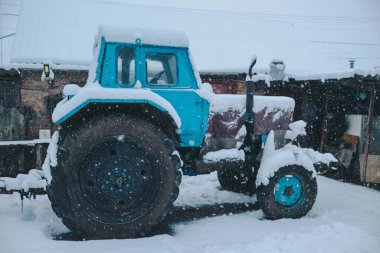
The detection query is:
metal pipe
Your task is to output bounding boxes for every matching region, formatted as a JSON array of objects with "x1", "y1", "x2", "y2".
[
  {"x1": 0, "y1": 33, "x2": 15, "y2": 40},
  {"x1": 245, "y1": 57, "x2": 257, "y2": 133},
  {"x1": 248, "y1": 57, "x2": 256, "y2": 79},
  {"x1": 246, "y1": 80, "x2": 254, "y2": 125},
  {"x1": 361, "y1": 87, "x2": 376, "y2": 182},
  {"x1": 319, "y1": 90, "x2": 329, "y2": 152}
]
